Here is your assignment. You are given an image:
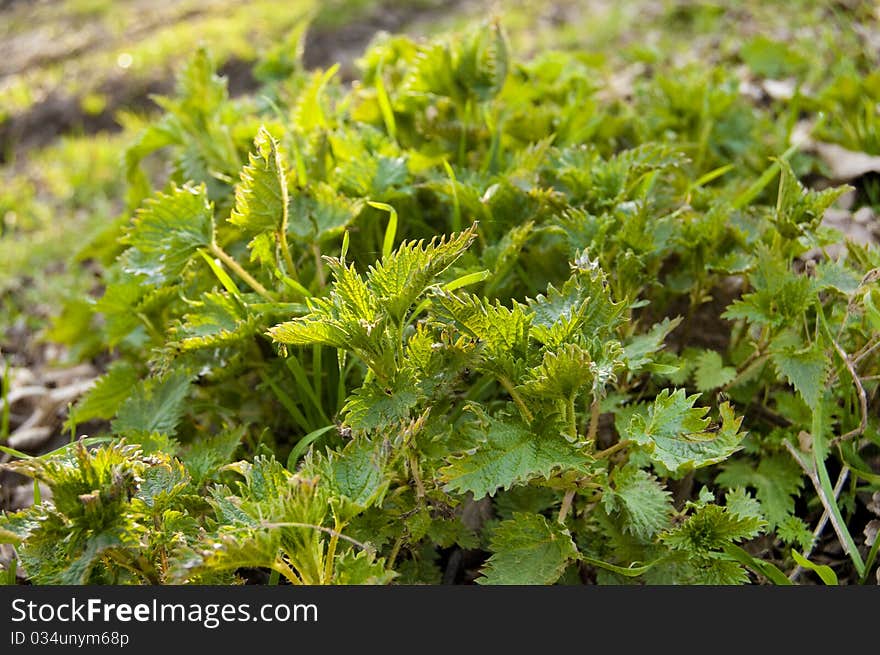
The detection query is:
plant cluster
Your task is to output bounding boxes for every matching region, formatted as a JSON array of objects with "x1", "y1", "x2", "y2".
[{"x1": 2, "y1": 19, "x2": 879, "y2": 585}]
